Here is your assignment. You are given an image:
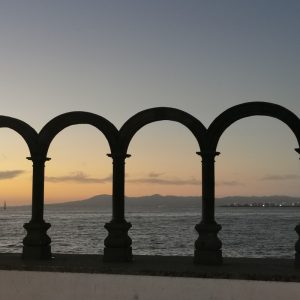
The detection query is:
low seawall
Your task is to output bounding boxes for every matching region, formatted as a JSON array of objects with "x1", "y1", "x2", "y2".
[{"x1": 0, "y1": 254, "x2": 300, "y2": 300}]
